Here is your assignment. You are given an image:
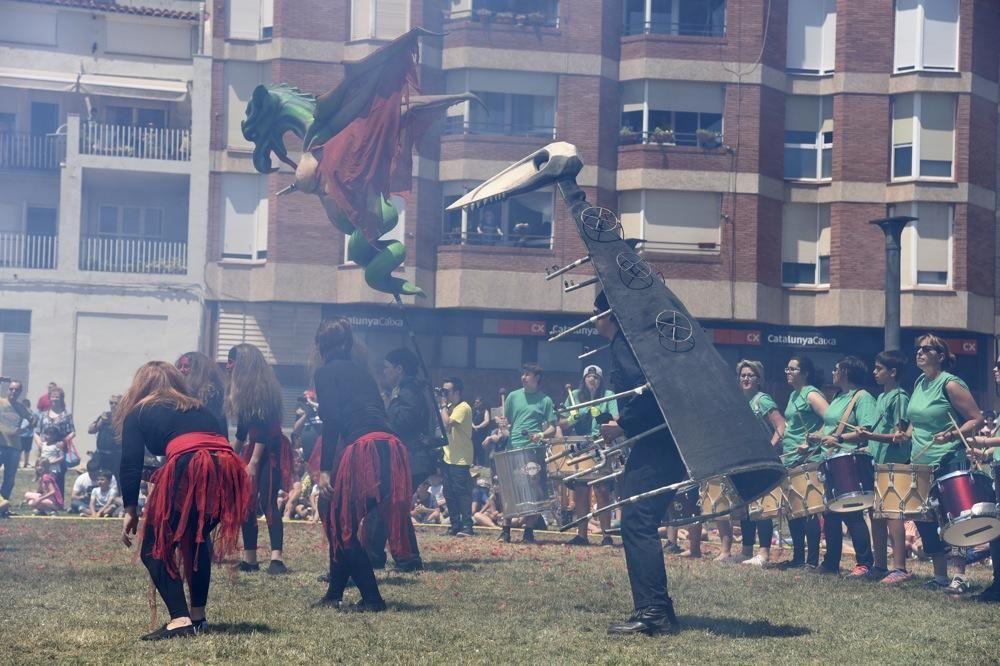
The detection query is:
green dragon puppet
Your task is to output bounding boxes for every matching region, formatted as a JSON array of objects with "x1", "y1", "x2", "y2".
[{"x1": 240, "y1": 28, "x2": 478, "y2": 298}]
